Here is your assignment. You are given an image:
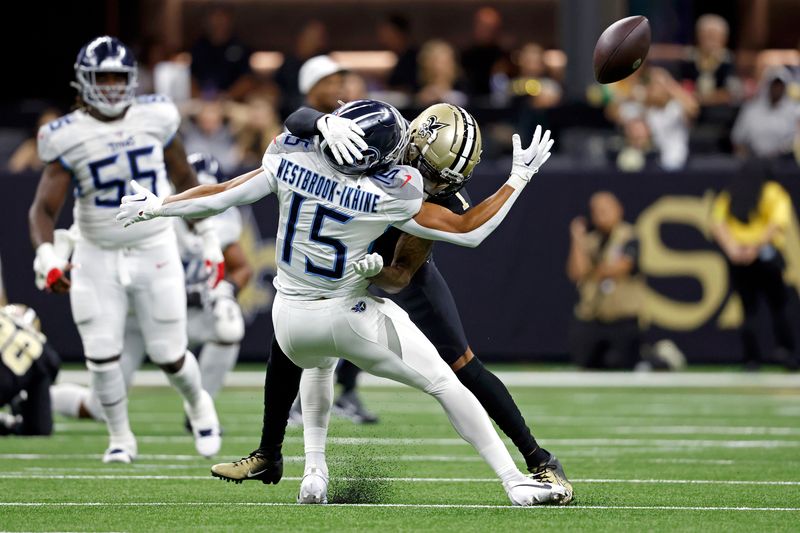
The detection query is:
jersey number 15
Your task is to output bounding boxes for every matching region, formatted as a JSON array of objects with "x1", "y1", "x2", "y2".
[{"x1": 282, "y1": 192, "x2": 353, "y2": 280}]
